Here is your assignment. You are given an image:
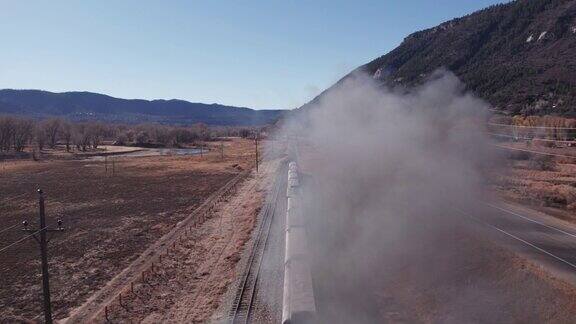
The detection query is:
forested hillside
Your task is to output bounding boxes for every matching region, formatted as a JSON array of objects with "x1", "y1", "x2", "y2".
[{"x1": 303, "y1": 0, "x2": 576, "y2": 116}]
